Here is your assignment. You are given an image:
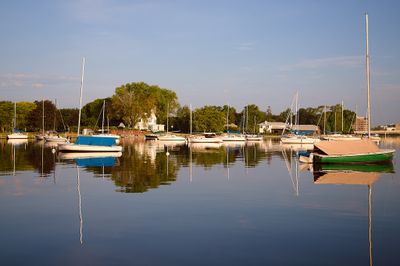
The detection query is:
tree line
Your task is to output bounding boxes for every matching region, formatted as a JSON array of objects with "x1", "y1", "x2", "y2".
[{"x1": 0, "y1": 82, "x2": 357, "y2": 134}]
